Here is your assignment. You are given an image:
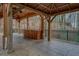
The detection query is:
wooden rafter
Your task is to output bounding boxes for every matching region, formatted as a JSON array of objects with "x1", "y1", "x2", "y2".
[
  {"x1": 50, "y1": 14, "x2": 57, "y2": 22},
  {"x1": 0, "y1": 3, "x2": 79, "y2": 19},
  {"x1": 52, "y1": 3, "x2": 59, "y2": 13},
  {"x1": 13, "y1": 4, "x2": 48, "y2": 16},
  {"x1": 39, "y1": 4, "x2": 51, "y2": 11}
]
